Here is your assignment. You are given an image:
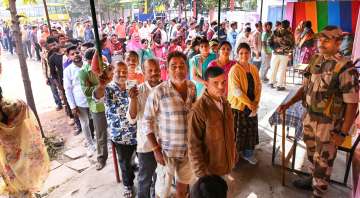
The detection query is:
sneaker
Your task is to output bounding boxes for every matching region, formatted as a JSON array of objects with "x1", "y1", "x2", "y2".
[
  {"x1": 269, "y1": 83, "x2": 275, "y2": 88},
  {"x1": 277, "y1": 87, "x2": 286, "y2": 91},
  {"x1": 293, "y1": 177, "x2": 313, "y2": 191},
  {"x1": 242, "y1": 155, "x2": 258, "y2": 165},
  {"x1": 95, "y1": 161, "x2": 106, "y2": 171}
]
